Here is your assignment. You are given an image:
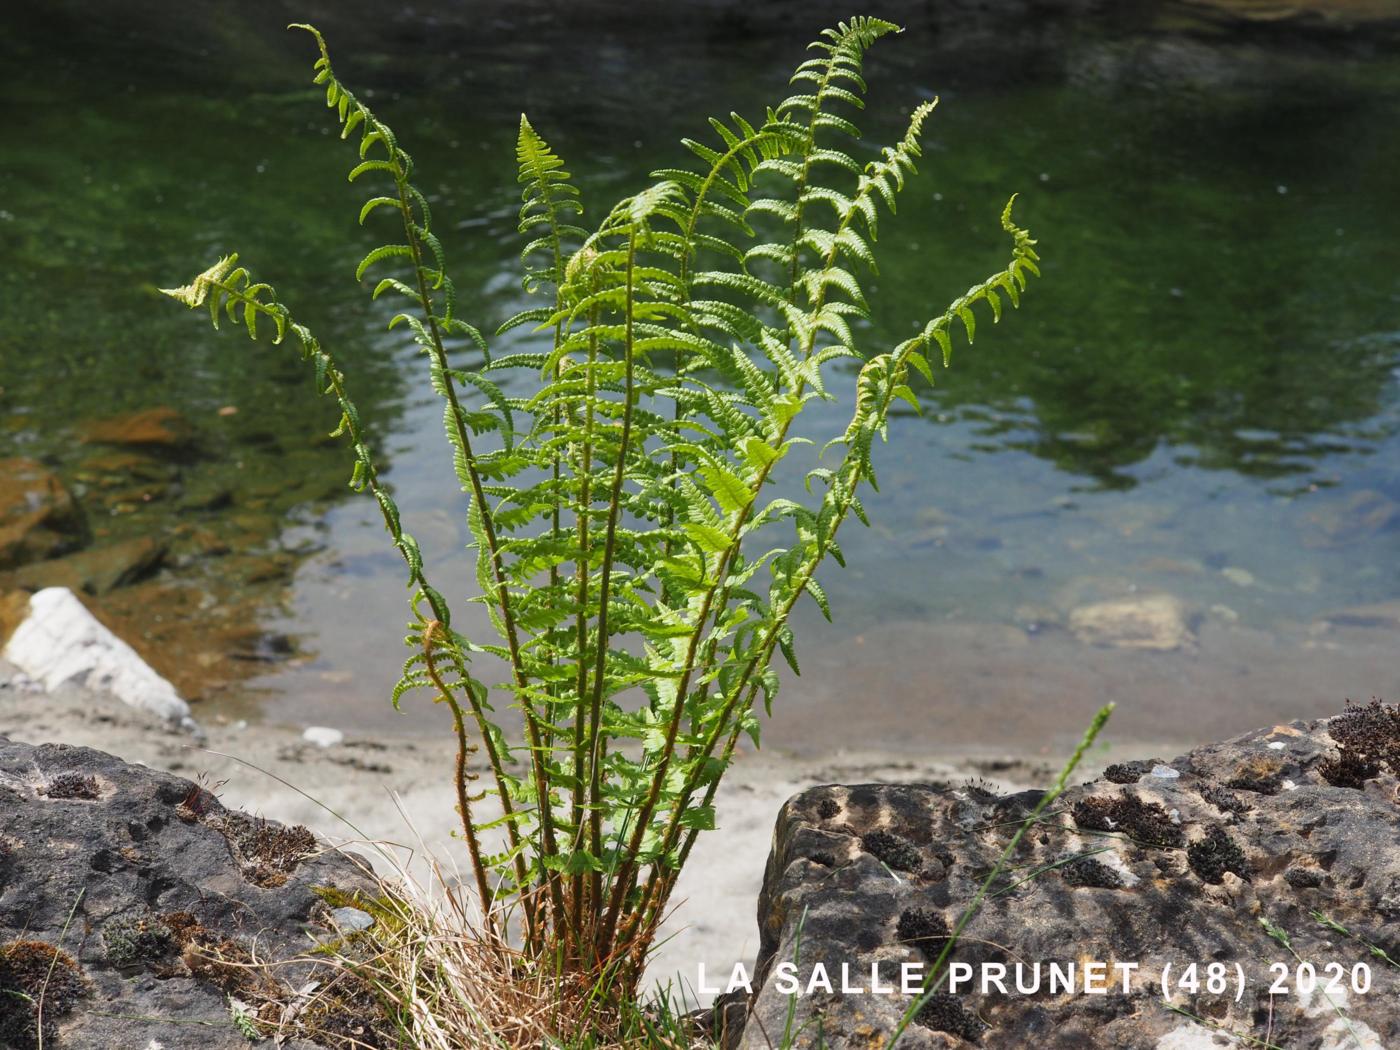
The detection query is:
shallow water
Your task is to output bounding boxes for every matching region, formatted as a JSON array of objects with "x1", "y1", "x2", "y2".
[{"x1": 3, "y1": 5, "x2": 1398, "y2": 755}]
